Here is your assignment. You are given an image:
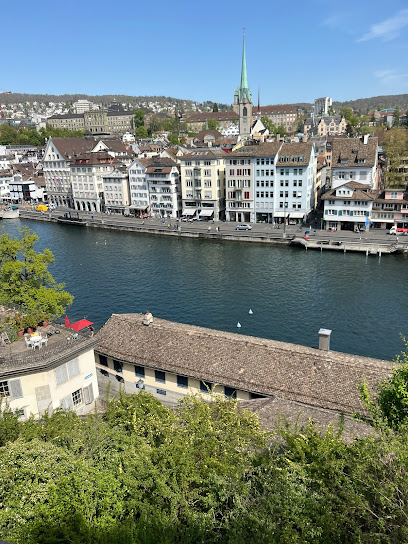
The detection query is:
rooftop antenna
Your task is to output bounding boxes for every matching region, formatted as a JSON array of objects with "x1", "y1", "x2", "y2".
[{"x1": 257, "y1": 87, "x2": 261, "y2": 119}]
